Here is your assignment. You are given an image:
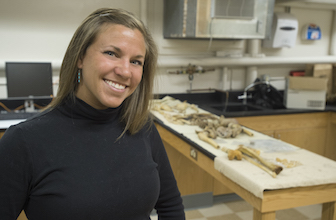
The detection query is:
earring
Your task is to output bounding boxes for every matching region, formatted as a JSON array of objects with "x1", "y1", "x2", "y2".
[{"x1": 77, "y1": 69, "x2": 81, "y2": 83}]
